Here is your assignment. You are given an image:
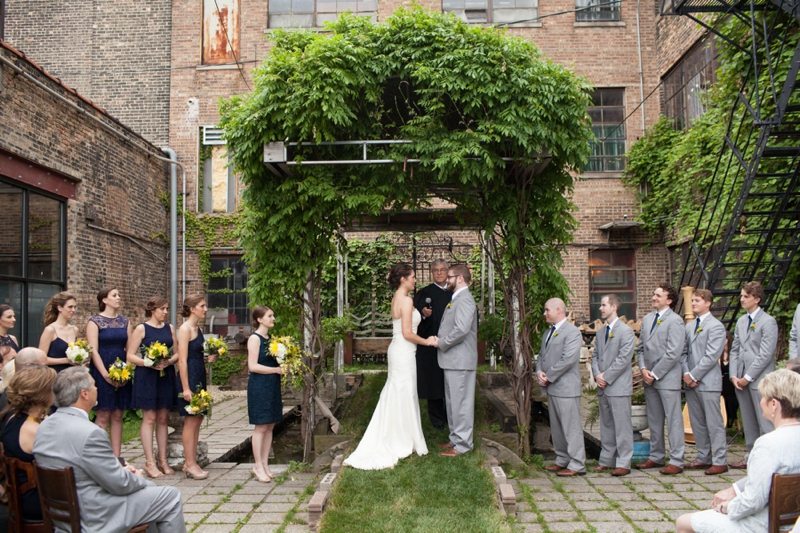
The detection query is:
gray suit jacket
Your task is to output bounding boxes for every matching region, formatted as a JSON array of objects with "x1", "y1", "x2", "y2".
[
  {"x1": 437, "y1": 289, "x2": 478, "y2": 371},
  {"x1": 536, "y1": 321, "x2": 582, "y2": 398},
  {"x1": 680, "y1": 314, "x2": 725, "y2": 392},
  {"x1": 729, "y1": 308, "x2": 777, "y2": 388},
  {"x1": 636, "y1": 307, "x2": 686, "y2": 391},
  {"x1": 789, "y1": 303, "x2": 800, "y2": 359},
  {"x1": 33, "y1": 407, "x2": 153, "y2": 533},
  {"x1": 591, "y1": 320, "x2": 635, "y2": 397}
]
